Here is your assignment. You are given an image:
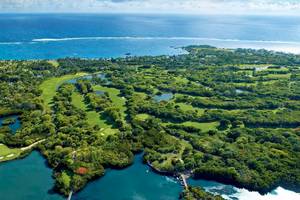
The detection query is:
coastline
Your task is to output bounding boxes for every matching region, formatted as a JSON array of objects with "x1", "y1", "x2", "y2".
[{"x1": 146, "y1": 159, "x2": 300, "y2": 196}]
